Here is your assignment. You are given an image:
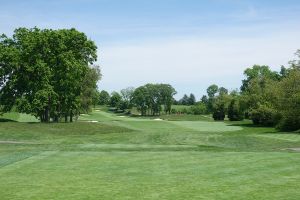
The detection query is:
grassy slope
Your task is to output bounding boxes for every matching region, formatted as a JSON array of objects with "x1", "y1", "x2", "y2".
[
  {"x1": 0, "y1": 110, "x2": 300, "y2": 199},
  {"x1": 0, "y1": 112, "x2": 39, "y2": 122}
]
